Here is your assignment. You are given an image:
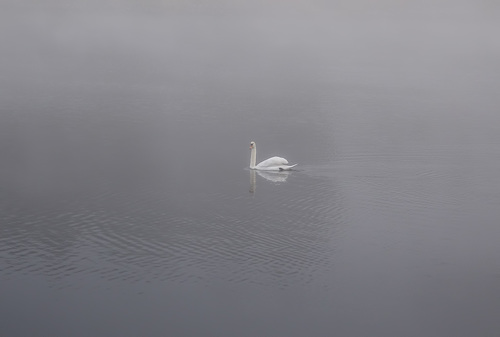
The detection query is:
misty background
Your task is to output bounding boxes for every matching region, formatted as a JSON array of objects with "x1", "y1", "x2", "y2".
[
  {"x1": 2, "y1": 0, "x2": 499, "y2": 191},
  {"x1": 1, "y1": 1, "x2": 500, "y2": 336}
]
